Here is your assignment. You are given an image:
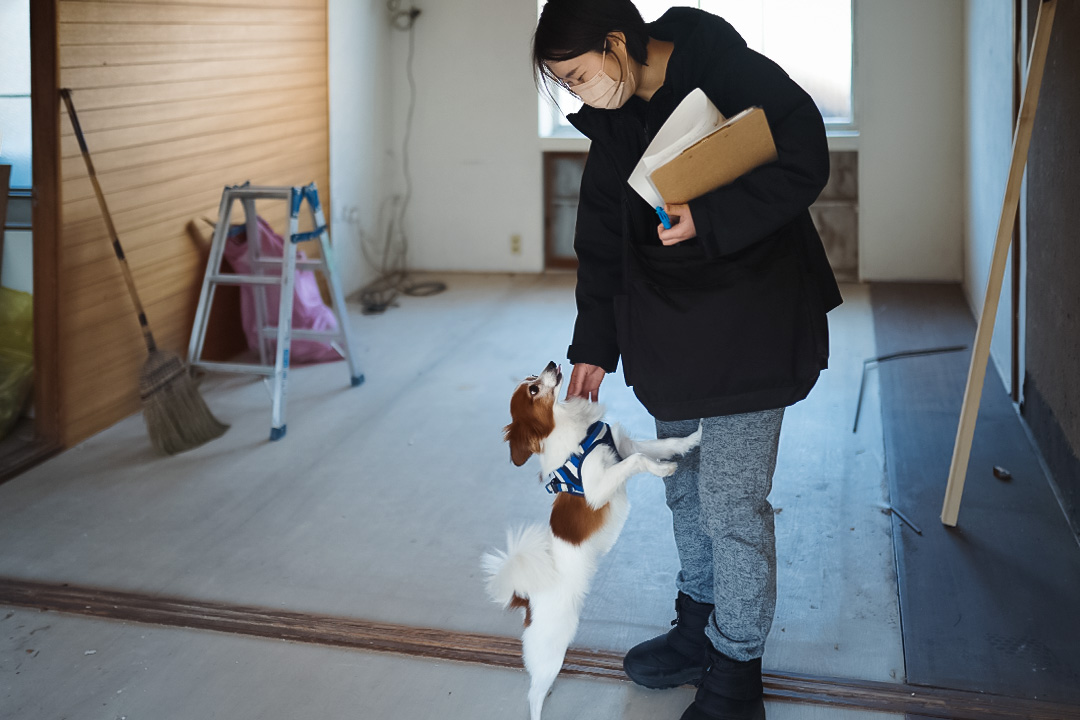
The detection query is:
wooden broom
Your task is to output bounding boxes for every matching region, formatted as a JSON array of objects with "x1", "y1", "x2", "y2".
[{"x1": 60, "y1": 89, "x2": 228, "y2": 454}]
